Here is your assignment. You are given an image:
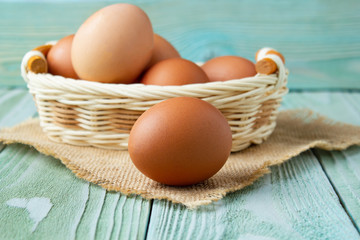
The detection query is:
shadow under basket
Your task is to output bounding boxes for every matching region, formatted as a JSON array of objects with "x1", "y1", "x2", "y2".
[{"x1": 21, "y1": 46, "x2": 288, "y2": 152}]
